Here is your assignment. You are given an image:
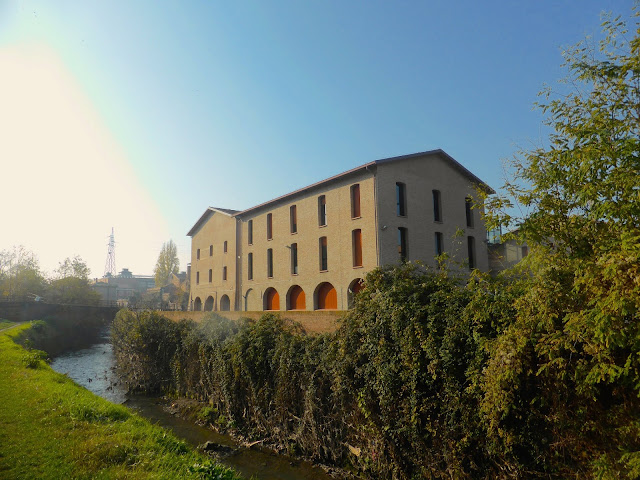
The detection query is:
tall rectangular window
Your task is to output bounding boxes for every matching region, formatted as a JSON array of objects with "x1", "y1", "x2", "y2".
[
  {"x1": 290, "y1": 205, "x2": 297, "y2": 234},
  {"x1": 223, "y1": 240, "x2": 228, "y2": 253},
  {"x1": 197, "y1": 248, "x2": 200, "y2": 260},
  {"x1": 291, "y1": 243, "x2": 298, "y2": 274},
  {"x1": 196, "y1": 271, "x2": 200, "y2": 284},
  {"x1": 435, "y1": 232, "x2": 444, "y2": 256},
  {"x1": 468, "y1": 236, "x2": 476, "y2": 270},
  {"x1": 248, "y1": 253, "x2": 253, "y2": 280},
  {"x1": 351, "y1": 184, "x2": 361, "y2": 218},
  {"x1": 223, "y1": 266, "x2": 227, "y2": 281},
  {"x1": 267, "y1": 248, "x2": 273, "y2": 278},
  {"x1": 319, "y1": 236, "x2": 328, "y2": 271},
  {"x1": 396, "y1": 182, "x2": 407, "y2": 216},
  {"x1": 208, "y1": 269, "x2": 212, "y2": 282},
  {"x1": 433, "y1": 190, "x2": 442, "y2": 222},
  {"x1": 318, "y1": 195, "x2": 327, "y2": 226},
  {"x1": 465, "y1": 197, "x2": 474, "y2": 228},
  {"x1": 209, "y1": 245, "x2": 213, "y2": 256},
  {"x1": 248, "y1": 220, "x2": 253, "y2": 245},
  {"x1": 398, "y1": 227, "x2": 408, "y2": 261},
  {"x1": 267, "y1": 213, "x2": 273, "y2": 240},
  {"x1": 352, "y1": 229, "x2": 362, "y2": 267}
]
